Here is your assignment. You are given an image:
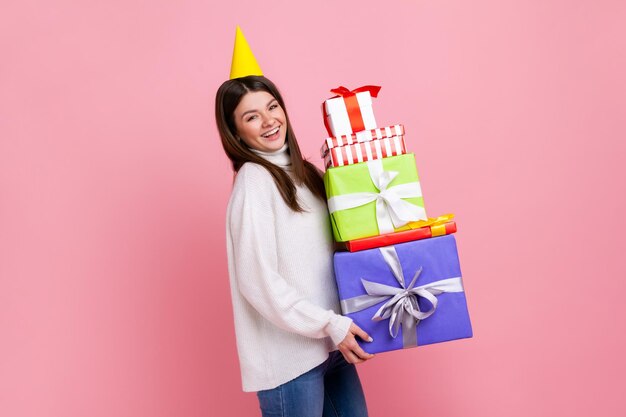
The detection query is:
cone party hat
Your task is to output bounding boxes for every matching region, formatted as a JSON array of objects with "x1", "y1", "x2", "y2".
[{"x1": 229, "y1": 26, "x2": 263, "y2": 79}]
